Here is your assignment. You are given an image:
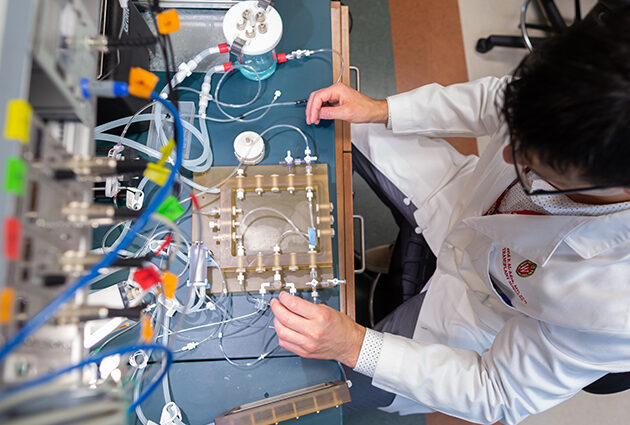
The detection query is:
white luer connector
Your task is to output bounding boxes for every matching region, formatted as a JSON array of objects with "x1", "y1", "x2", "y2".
[
  {"x1": 259, "y1": 282, "x2": 271, "y2": 295},
  {"x1": 284, "y1": 282, "x2": 297, "y2": 295}
]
